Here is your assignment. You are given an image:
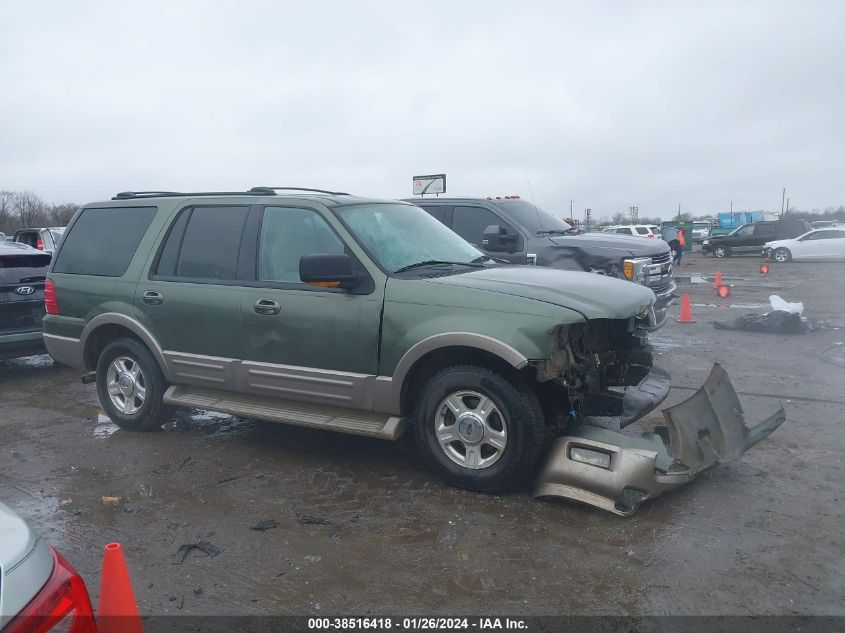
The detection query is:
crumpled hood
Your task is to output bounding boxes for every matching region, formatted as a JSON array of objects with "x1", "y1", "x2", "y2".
[
  {"x1": 425, "y1": 266, "x2": 656, "y2": 320},
  {"x1": 547, "y1": 233, "x2": 669, "y2": 257}
]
